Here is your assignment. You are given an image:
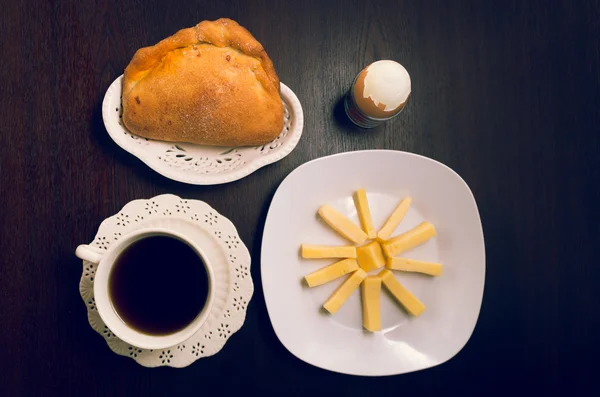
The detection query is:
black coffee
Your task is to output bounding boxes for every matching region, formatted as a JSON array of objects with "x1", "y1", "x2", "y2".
[{"x1": 109, "y1": 235, "x2": 209, "y2": 335}]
